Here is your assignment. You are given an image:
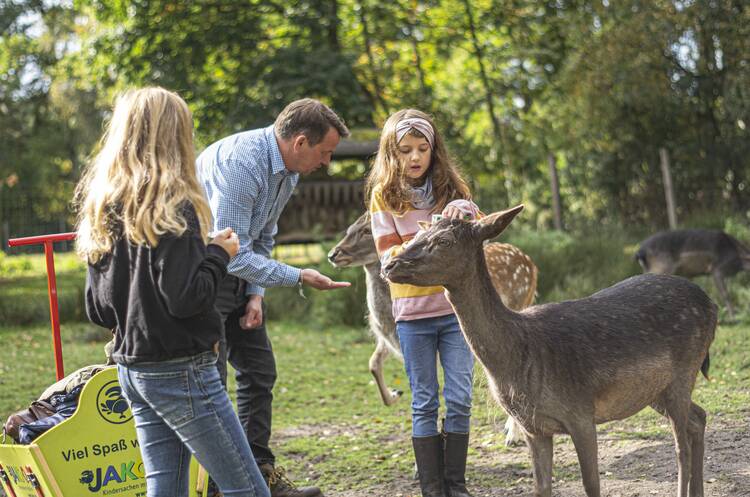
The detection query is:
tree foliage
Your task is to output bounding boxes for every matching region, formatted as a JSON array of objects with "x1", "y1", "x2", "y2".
[{"x1": 1, "y1": 0, "x2": 749, "y2": 229}]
